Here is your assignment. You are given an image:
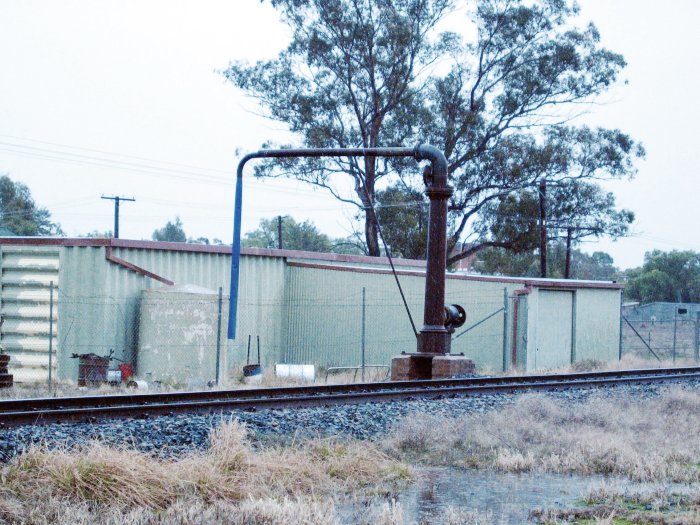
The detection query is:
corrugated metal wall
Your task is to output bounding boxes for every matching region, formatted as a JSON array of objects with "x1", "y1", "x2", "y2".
[
  {"x1": 283, "y1": 266, "x2": 422, "y2": 368},
  {"x1": 0, "y1": 246, "x2": 59, "y2": 382},
  {"x1": 0, "y1": 241, "x2": 624, "y2": 382},
  {"x1": 57, "y1": 245, "x2": 286, "y2": 380},
  {"x1": 283, "y1": 265, "x2": 522, "y2": 371}
]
